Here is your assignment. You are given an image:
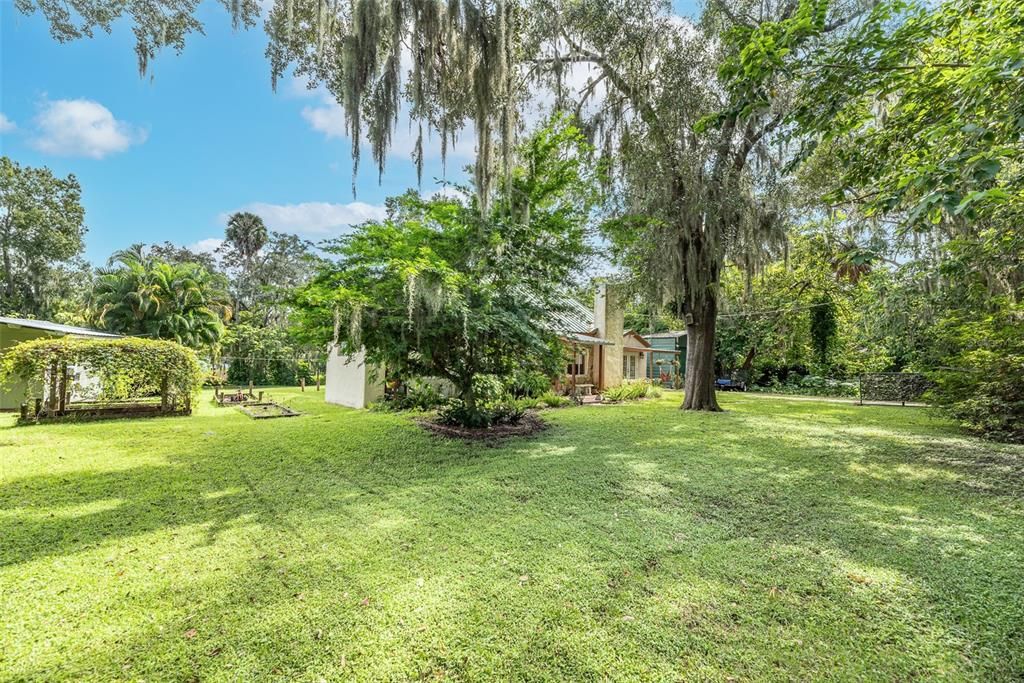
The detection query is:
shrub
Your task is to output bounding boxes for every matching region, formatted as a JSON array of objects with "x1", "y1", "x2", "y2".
[
  {"x1": 539, "y1": 391, "x2": 572, "y2": 408},
  {"x1": 372, "y1": 379, "x2": 448, "y2": 412},
  {"x1": 437, "y1": 398, "x2": 525, "y2": 428},
  {"x1": 472, "y1": 374, "x2": 506, "y2": 403},
  {"x1": 603, "y1": 380, "x2": 656, "y2": 402},
  {"x1": 515, "y1": 397, "x2": 542, "y2": 410},
  {"x1": 505, "y1": 369, "x2": 552, "y2": 398},
  {"x1": 203, "y1": 369, "x2": 227, "y2": 387},
  {"x1": 929, "y1": 301, "x2": 1024, "y2": 442}
]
